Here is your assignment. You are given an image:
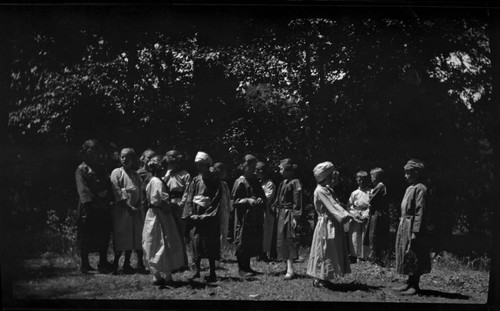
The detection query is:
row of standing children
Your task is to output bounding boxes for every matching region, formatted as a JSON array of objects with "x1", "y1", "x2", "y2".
[{"x1": 75, "y1": 138, "x2": 430, "y2": 295}]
